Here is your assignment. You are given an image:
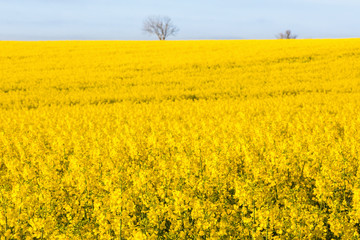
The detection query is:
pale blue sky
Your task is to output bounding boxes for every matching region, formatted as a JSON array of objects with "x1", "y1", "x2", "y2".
[{"x1": 0, "y1": 0, "x2": 359, "y2": 40}]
